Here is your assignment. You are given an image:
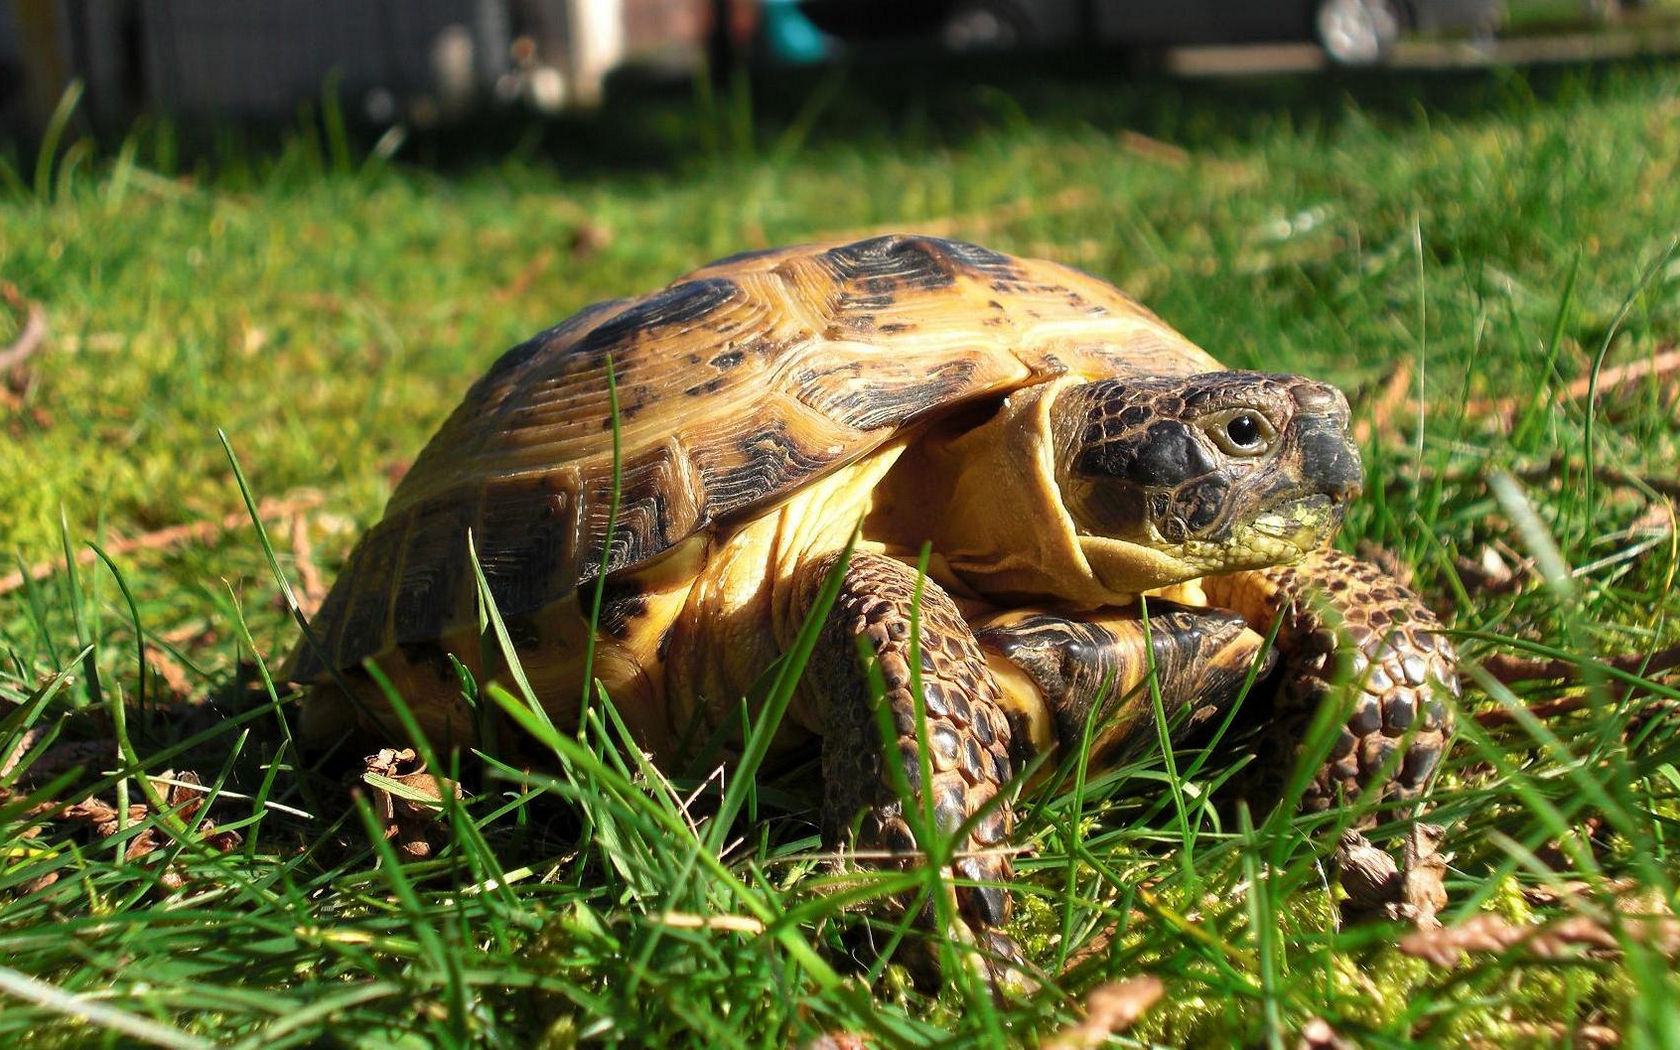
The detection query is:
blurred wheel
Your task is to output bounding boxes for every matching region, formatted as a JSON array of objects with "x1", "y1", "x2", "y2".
[
  {"x1": 1315, "y1": 0, "x2": 1404, "y2": 65},
  {"x1": 941, "y1": 2, "x2": 1027, "y2": 52}
]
